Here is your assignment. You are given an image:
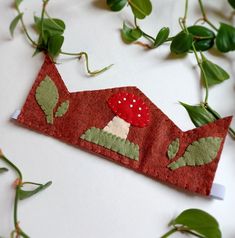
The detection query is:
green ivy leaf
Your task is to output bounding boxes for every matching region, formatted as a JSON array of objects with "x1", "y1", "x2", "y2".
[
  {"x1": 121, "y1": 23, "x2": 142, "y2": 43},
  {"x1": 129, "y1": 0, "x2": 152, "y2": 19},
  {"x1": 48, "y1": 34, "x2": 64, "y2": 57},
  {"x1": 106, "y1": 0, "x2": 127, "y2": 11},
  {"x1": 55, "y1": 100, "x2": 69, "y2": 117},
  {"x1": 34, "y1": 16, "x2": 65, "y2": 36},
  {"x1": 187, "y1": 25, "x2": 215, "y2": 51},
  {"x1": 172, "y1": 209, "x2": 222, "y2": 238},
  {"x1": 35, "y1": 75, "x2": 59, "y2": 124},
  {"x1": 9, "y1": 13, "x2": 23, "y2": 37},
  {"x1": 0, "y1": 168, "x2": 8, "y2": 174},
  {"x1": 228, "y1": 0, "x2": 235, "y2": 9},
  {"x1": 201, "y1": 54, "x2": 229, "y2": 87},
  {"x1": 168, "y1": 137, "x2": 222, "y2": 170},
  {"x1": 170, "y1": 31, "x2": 193, "y2": 54},
  {"x1": 19, "y1": 181, "x2": 52, "y2": 200},
  {"x1": 153, "y1": 27, "x2": 170, "y2": 48},
  {"x1": 216, "y1": 23, "x2": 235, "y2": 52},
  {"x1": 167, "y1": 138, "x2": 180, "y2": 160},
  {"x1": 180, "y1": 102, "x2": 217, "y2": 127}
]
